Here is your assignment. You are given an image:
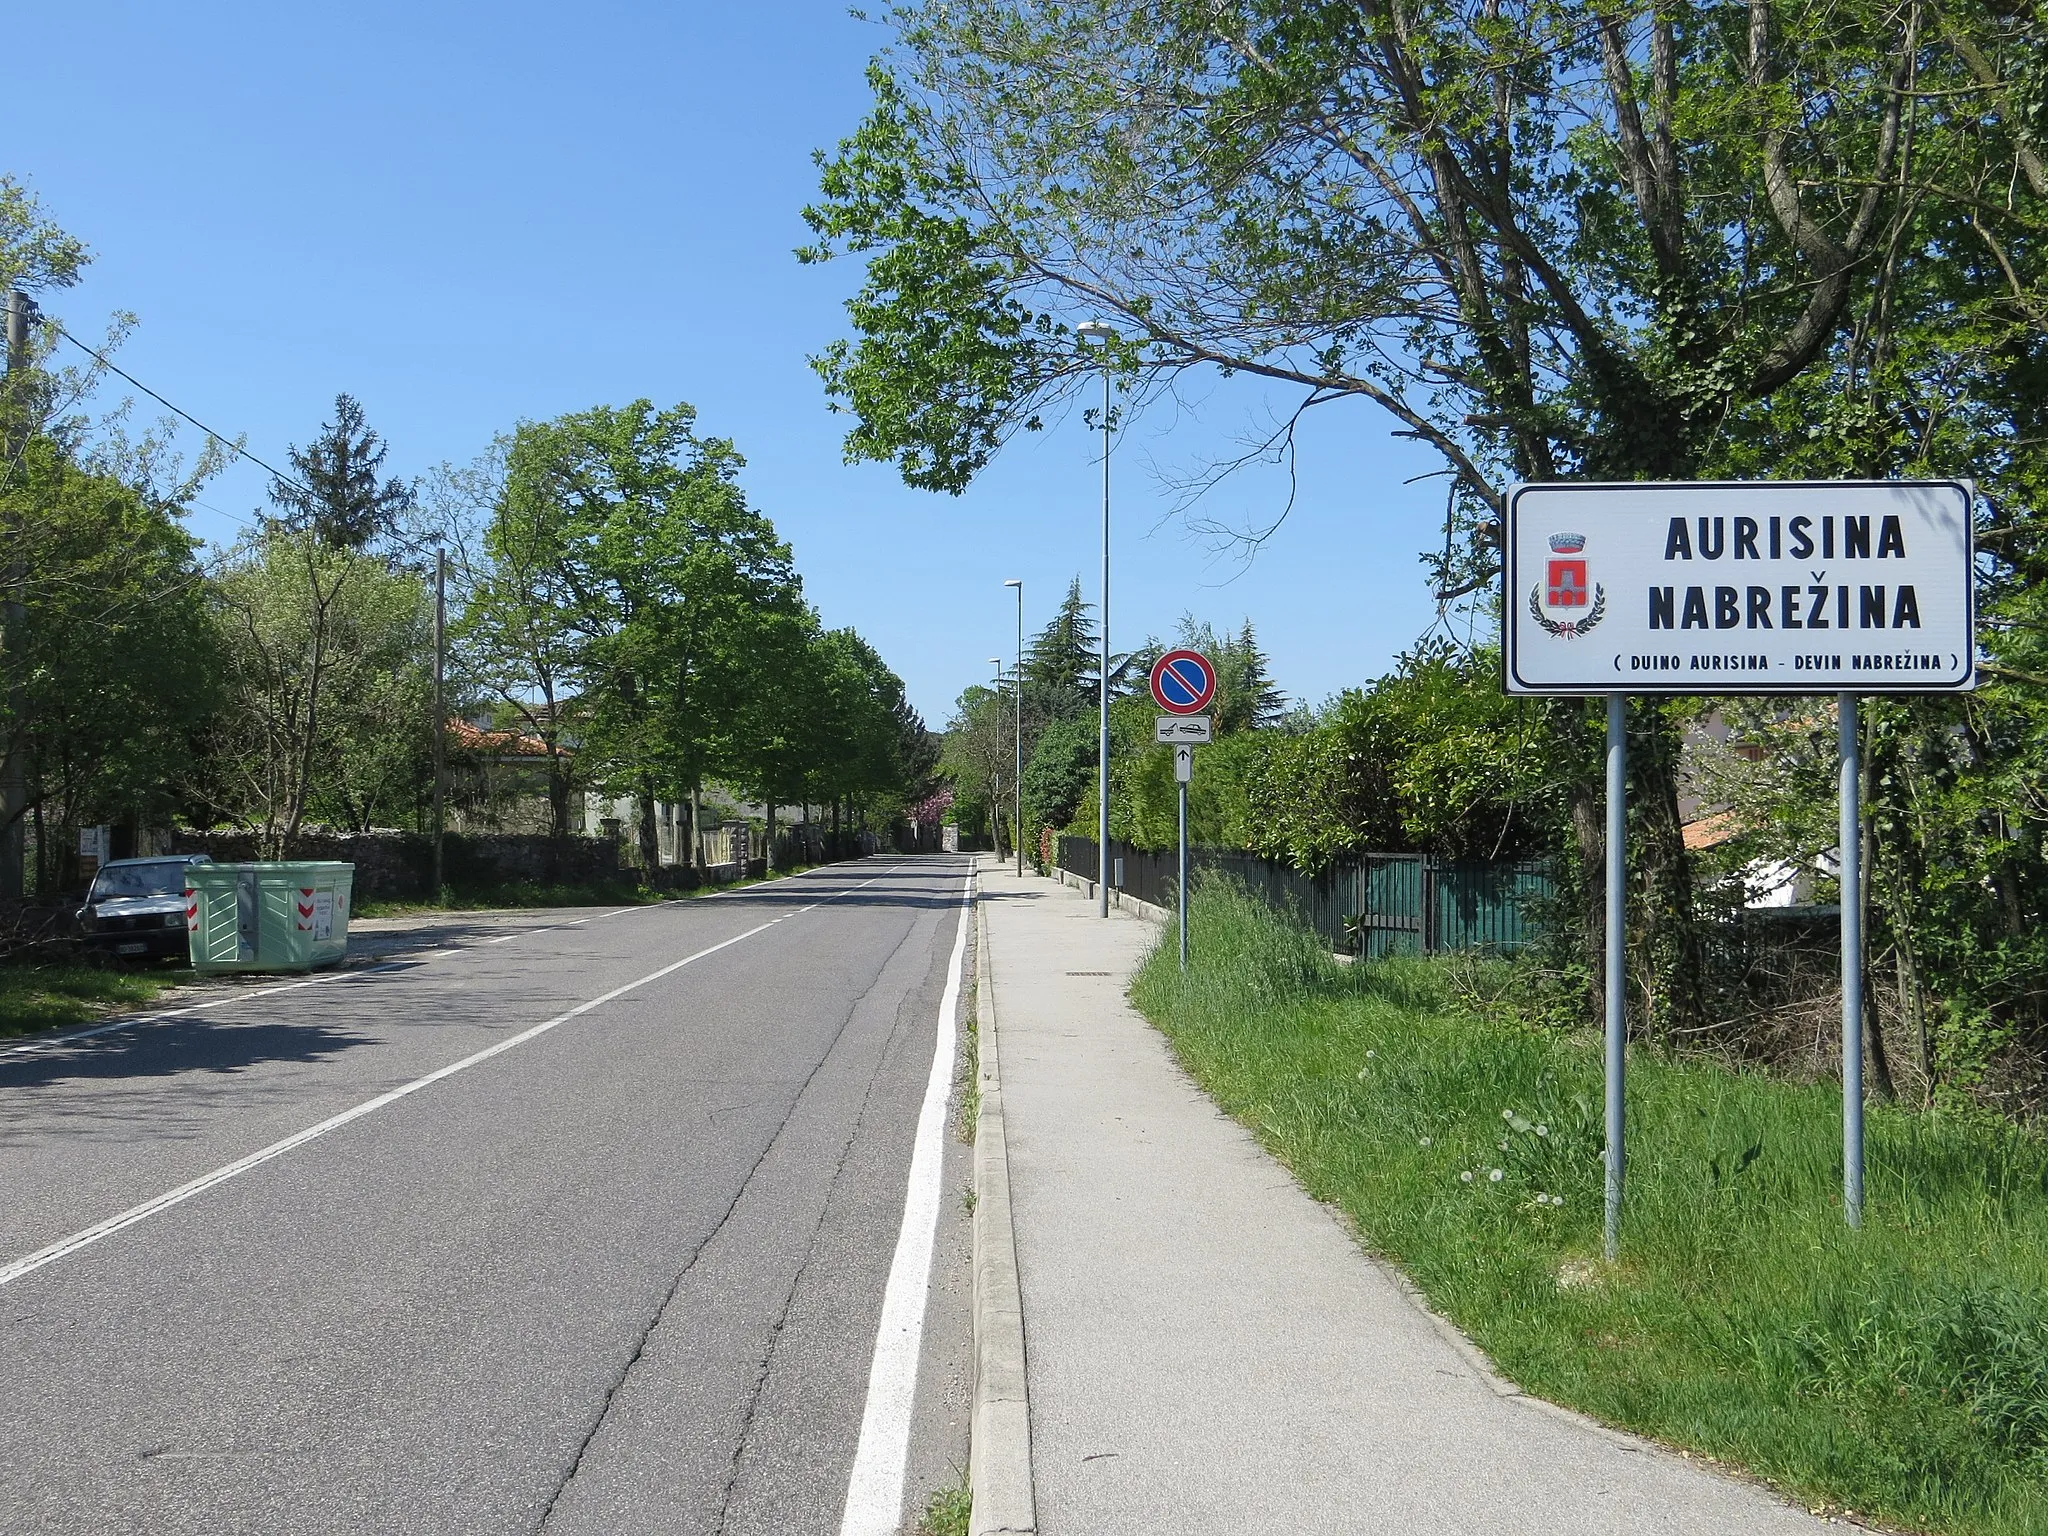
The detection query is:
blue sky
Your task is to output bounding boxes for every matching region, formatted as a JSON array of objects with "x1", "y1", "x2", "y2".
[{"x1": 6, "y1": 1, "x2": 1460, "y2": 725}]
